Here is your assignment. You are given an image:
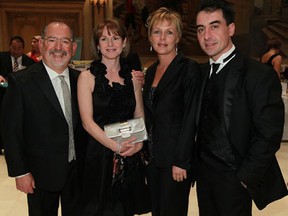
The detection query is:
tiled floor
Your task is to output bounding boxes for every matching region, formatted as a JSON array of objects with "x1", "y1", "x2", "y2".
[{"x1": 1, "y1": 144, "x2": 288, "y2": 216}]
